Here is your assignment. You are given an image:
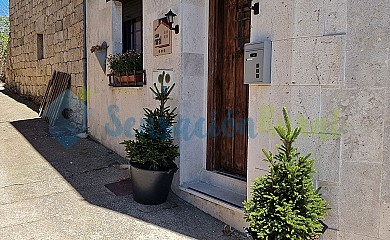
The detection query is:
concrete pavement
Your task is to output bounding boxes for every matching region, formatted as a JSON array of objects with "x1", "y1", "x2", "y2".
[{"x1": 0, "y1": 87, "x2": 246, "y2": 240}]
